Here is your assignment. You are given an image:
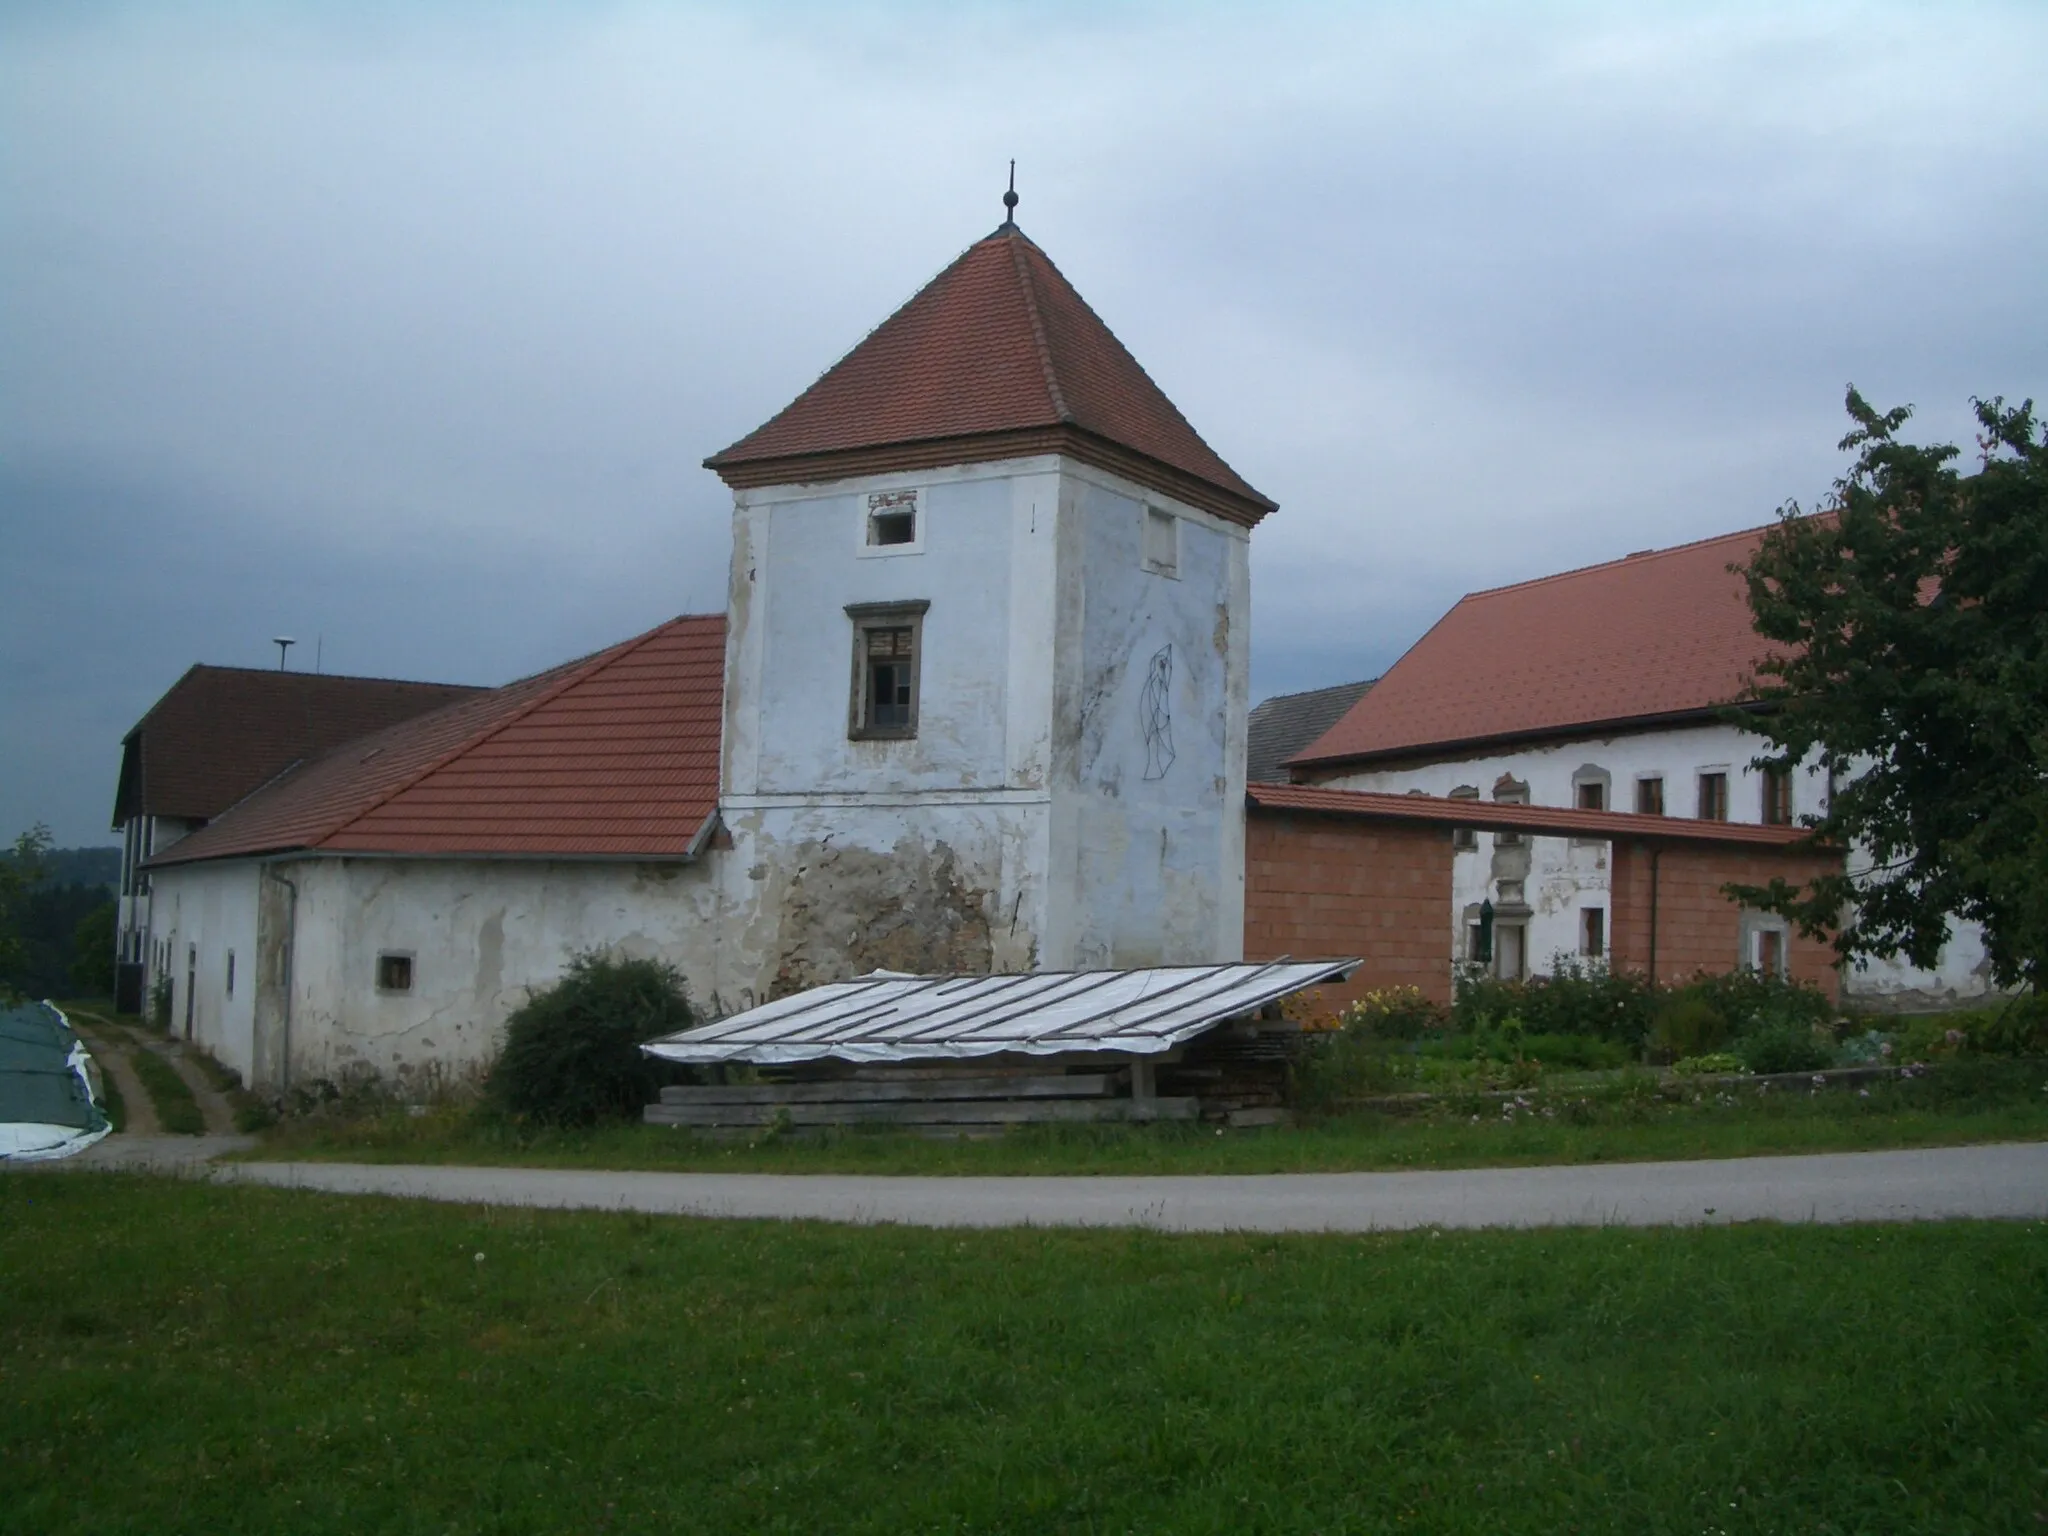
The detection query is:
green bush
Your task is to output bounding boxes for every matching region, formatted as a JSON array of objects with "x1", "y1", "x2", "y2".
[
  {"x1": 1648, "y1": 996, "x2": 1730, "y2": 1063},
  {"x1": 483, "y1": 951, "x2": 694, "y2": 1127},
  {"x1": 149, "y1": 975, "x2": 172, "y2": 1032},
  {"x1": 1682, "y1": 970, "x2": 1833, "y2": 1034},
  {"x1": 1515, "y1": 1033, "x2": 1630, "y2": 1071},
  {"x1": 1736, "y1": 1024, "x2": 1834, "y2": 1076},
  {"x1": 1453, "y1": 960, "x2": 1655, "y2": 1047},
  {"x1": 1289, "y1": 1026, "x2": 1400, "y2": 1110},
  {"x1": 1673, "y1": 1052, "x2": 1747, "y2": 1076},
  {"x1": 1335, "y1": 986, "x2": 1448, "y2": 1041}
]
